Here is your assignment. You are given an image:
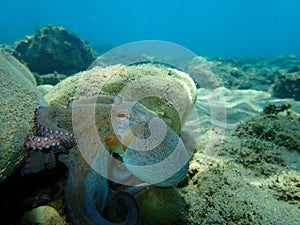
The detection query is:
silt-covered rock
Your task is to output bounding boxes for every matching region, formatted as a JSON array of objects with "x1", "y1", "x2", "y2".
[{"x1": 12, "y1": 24, "x2": 97, "y2": 76}]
